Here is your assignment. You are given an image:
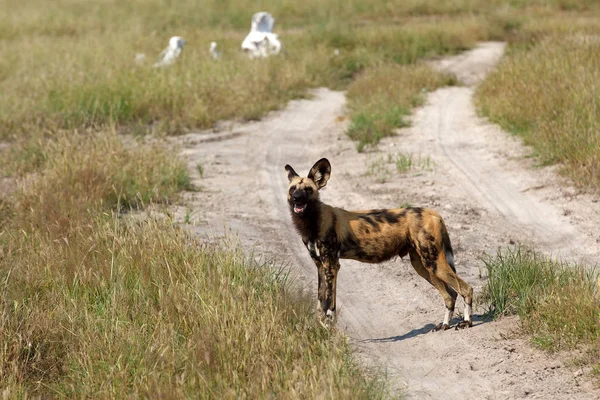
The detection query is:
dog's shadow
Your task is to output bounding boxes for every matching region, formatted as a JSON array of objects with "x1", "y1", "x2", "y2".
[{"x1": 362, "y1": 313, "x2": 491, "y2": 343}]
